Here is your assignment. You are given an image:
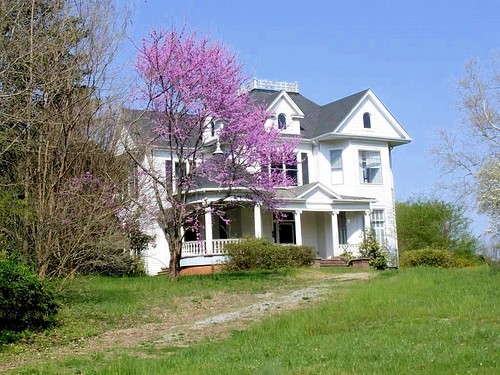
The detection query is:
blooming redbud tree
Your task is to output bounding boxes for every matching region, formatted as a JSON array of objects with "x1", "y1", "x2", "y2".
[{"x1": 129, "y1": 28, "x2": 298, "y2": 279}]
